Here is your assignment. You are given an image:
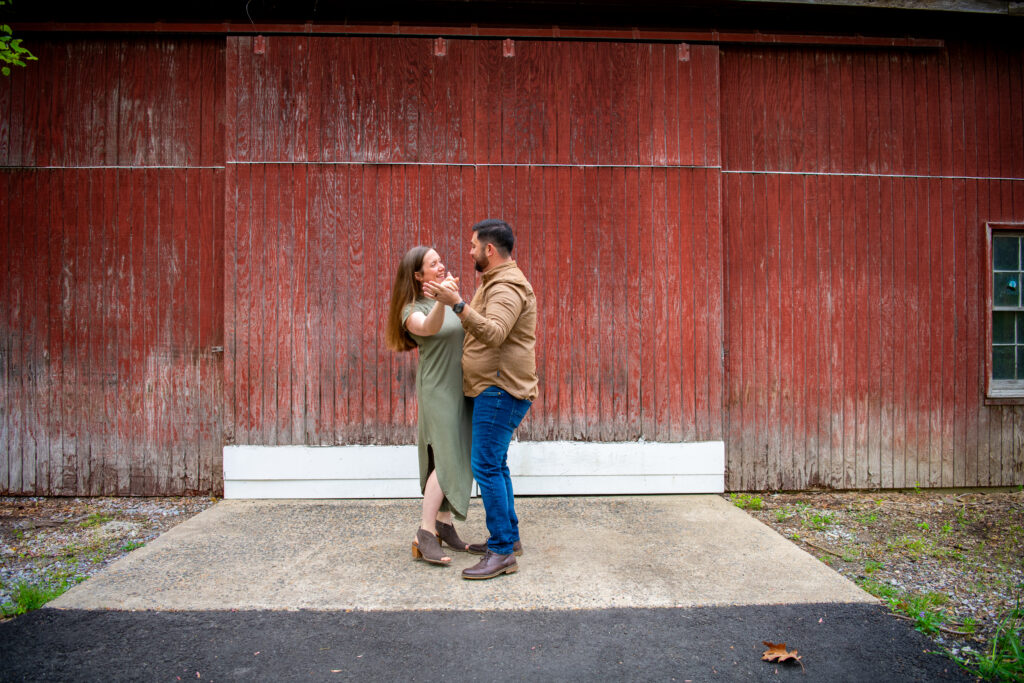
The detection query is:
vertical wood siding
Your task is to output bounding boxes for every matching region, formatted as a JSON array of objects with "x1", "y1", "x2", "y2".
[
  {"x1": 5, "y1": 31, "x2": 1021, "y2": 495},
  {"x1": 721, "y1": 43, "x2": 1024, "y2": 490},
  {"x1": 224, "y1": 37, "x2": 724, "y2": 447},
  {"x1": 0, "y1": 39, "x2": 225, "y2": 495}
]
